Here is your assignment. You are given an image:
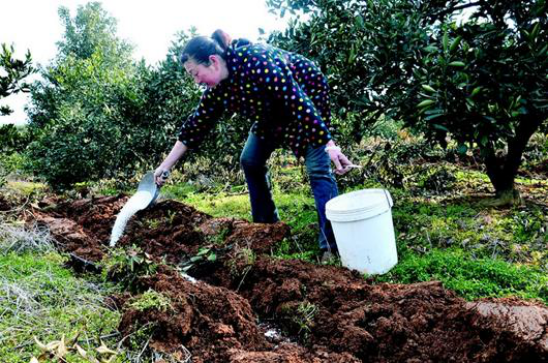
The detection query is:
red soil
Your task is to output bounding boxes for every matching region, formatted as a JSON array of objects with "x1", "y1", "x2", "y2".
[{"x1": 30, "y1": 196, "x2": 548, "y2": 362}]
